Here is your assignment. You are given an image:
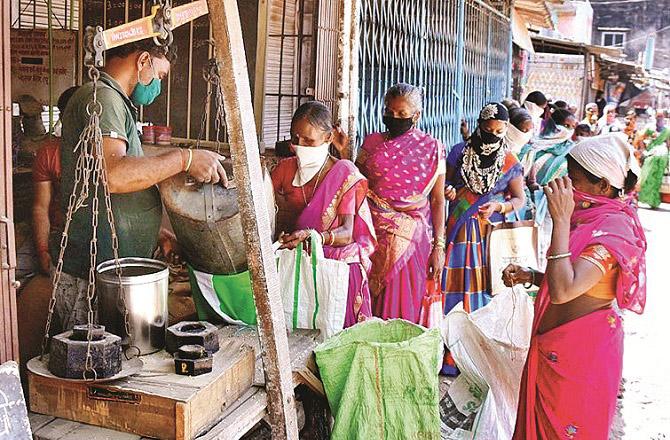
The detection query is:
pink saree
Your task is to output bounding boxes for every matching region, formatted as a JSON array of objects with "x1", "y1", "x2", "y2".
[
  {"x1": 514, "y1": 191, "x2": 647, "y2": 440},
  {"x1": 358, "y1": 128, "x2": 444, "y2": 323},
  {"x1": 295, "y1": 160, "x2": 377, "y2": 327}
]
